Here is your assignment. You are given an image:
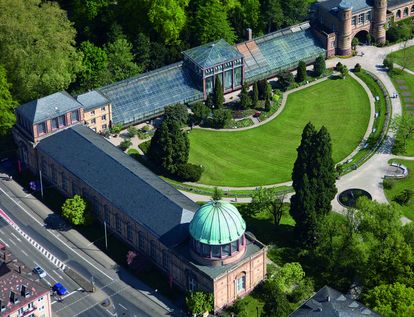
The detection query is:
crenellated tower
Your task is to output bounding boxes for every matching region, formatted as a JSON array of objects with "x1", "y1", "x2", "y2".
[{"x1": 373, "y1": 0, "x2": 387, "y2": 44}]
